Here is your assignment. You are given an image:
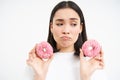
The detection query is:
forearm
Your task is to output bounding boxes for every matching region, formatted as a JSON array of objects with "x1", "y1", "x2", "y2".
[
  {"x1": 34, "y1": 74, "x2": 46, "y2": 80},
  {"x1": 81, "y1": 76, "x2": 90, "y2": 80},
  {"x1": 80, "y1": 72, "x2": 90, "y2": 80}
]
